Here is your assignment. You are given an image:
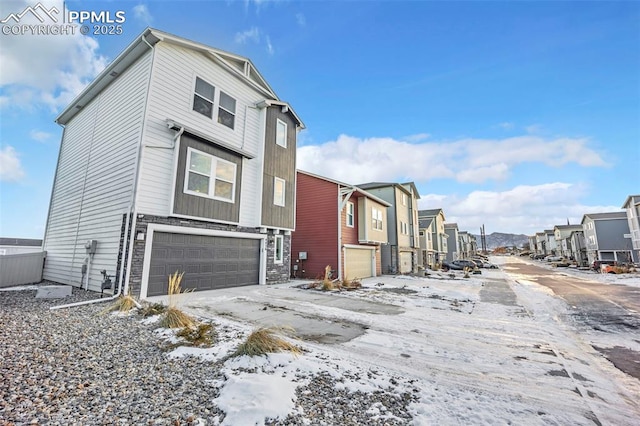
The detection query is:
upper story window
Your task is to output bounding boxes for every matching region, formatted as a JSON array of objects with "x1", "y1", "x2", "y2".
[
  {"x1": 218, "y1": 91, "x2": 236, "y2": 129},
  {"x1": 276, "y1": 119, "x2": 287, "y2": 148},
  {"x1": 401, "y1": 193, "x2": 407, "y2": 206},
  {"x1": 346, "y1": 201, "x2": 354, "y2": 227},
  {"x1": 274, "y1": 177, "x2": 286, "y2": 206},
  {"x1": 193, "y1": 77, "x2": 215, "y2": 118},
  {"x1": 184, "y1": 147, "x2": 236, "y2": 203},
  {"x1": 372, "y1": 207, "x2": 383, "y2": 231}
]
